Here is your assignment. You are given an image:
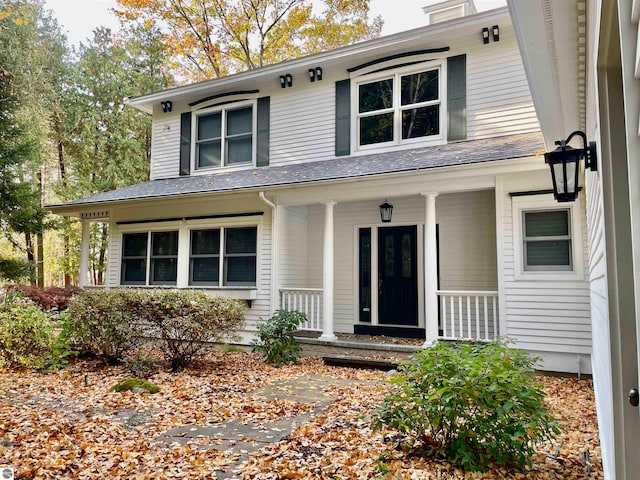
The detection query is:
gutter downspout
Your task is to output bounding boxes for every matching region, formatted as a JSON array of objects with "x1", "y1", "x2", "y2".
[{"x1": 259, "y1": 192, "x2": 278, "y2": 314}]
